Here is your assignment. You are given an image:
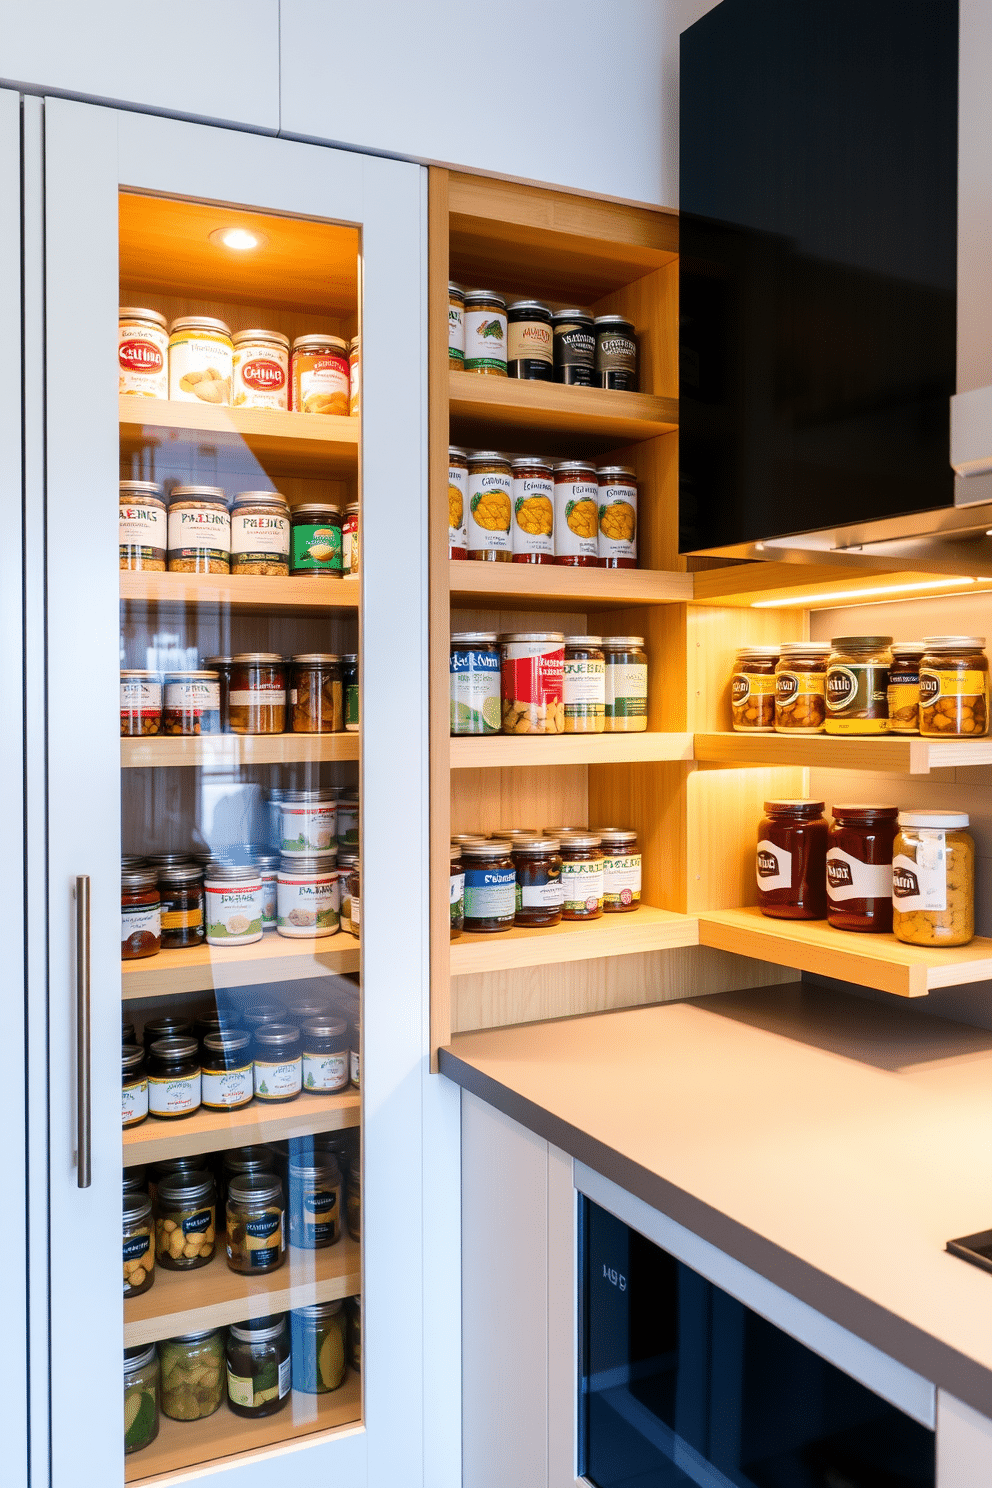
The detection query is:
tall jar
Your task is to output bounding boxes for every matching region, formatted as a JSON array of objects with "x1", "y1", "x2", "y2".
[
  {"x1": 226, "y1": 1315, "x2": 291, "y2": 1419},
  {"x1": 731, "y1": 647, "x2": 780, "y2": 732},
  {"x1": 553, "y1": 461, "x2": 600, "y2": 566},
  {"x1": 291, "y1": 1302, "x2": 348, "y2": 1394},
  {"x1": 124, "y1": 1345, "x2": 160, "y2": 1454},
  {"x1": 291, "y1": 653, "x2": 343, "y2": 733},
  {"x1": 450, "y1": 631, "x2": 501, "y2": 735},
  {"x1": 123, "y1": 1192, "x2": 155, "y2": 1298},
  {"x1": 226, "y1": 1173, "x2": 286, "y2": 1274},
  {"x1": 918, "y1": 636, "x2": 989, "y2": 737},
  {"x1": 230, "y1": 490, "x2": 291, "y2": 576},
  {"x1": 345, "y1": 861, "x2": 360, "y2": 938},
  {"x1": 596, "y1": 467, "x2": 638, "y2": 568},
  {"x1": 203, "y1": 654, "x2": 232, "y2": 732},
  {"x1": 121, "y1": 869, "x2": 161, "y2": 960},
  {"x1": 119, "y1": 480, "x2": 166, "y2": 570},
  {"x1": 560, "y1": 833, "x2": 604, "y2": 921},
  {"x1": 826, "y1": 805, "x2": 898, "y2": 933},
  {"x1": 824, "y1": 636, "x2": 892, "y2": 735},
  {"x1": 757, "y1": 800, "x2": 828, "y2": 920},
  {"x1": 552, "y1": 308, "x2": 595, "y2": 386},
  {"x1": 603, "y1": 637, "x2": 648, "y2": 732},
  {"x1": 343, "y1": 655, "x2": 360, "y2": 731},
  {"x1": 594, "y1": 315, "x2": 637, "y2": 390},
  {"x1": 887, "y1": 643, "x2": 925, "y2": 735},
  {"x1": 448, "y1": 282, "x2": 465, "y2": 367},
  {"x1": 507, "y1": 299, "x2": 553, "y2": 380},
  {"x1": 349, "y1": 336, "x2": 361, "y2": 416},
  {"x1": 510, "y1": 457, "x2": 555, "y2": 562},
  {"x1": 155, "y1": 1169, "x2": 216, "y2": 1269},
  {"x1": 463, "y1": 289, "x2": 508, "y2": 375},
  {"x1": 774, "y1": 643, "x2": 829, "y2": 734},
  {"x1": 229, "y1": 653, "x2": 286, "y2": 734},
  {"x1": 337, "y1": 788, "x2": 359, "y2": 845},
  {"x1": 597, "y1": 828, "x2": 642, "y2": 913},
  {"x1": 467, "y1": 451, "x2": 512, "y2": 561},
  {"x1": 462, "y1": 839, "x2": 516, "y2": 933},
  {"x1": 500, "y1": 631, "x2": 565, "y2": 735},
  {"x1": 290, "y1": 502, "x2": 342, "y2": 577},
  {"x1": 159, "y1": 1330, "x2": 226, "y2": 1421},
  {"x1": 893, "y1": 811, "x2": 975, "y2": 946},
  {"x1": 204, "y1": 862, "x2": 264, "y2": 945},
  {"x1": 448, "y1": 446, "x2": 469, "y2": 559},
  {"x1": 289, "y1": 1155, "x2": 343, "y2": 1248},
  {"x1": 512, "y1": 837, "x2": 563, "y2": 928},
  {"x1": 339, "y1": 851, "x2": 359, "y2": 929},
  {"x1": 563, "y1": 636, "x2": 605, "y2": 734},
  {"x1": 122, "y1": 1045, "x2": 149, "y2": 1129}
]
